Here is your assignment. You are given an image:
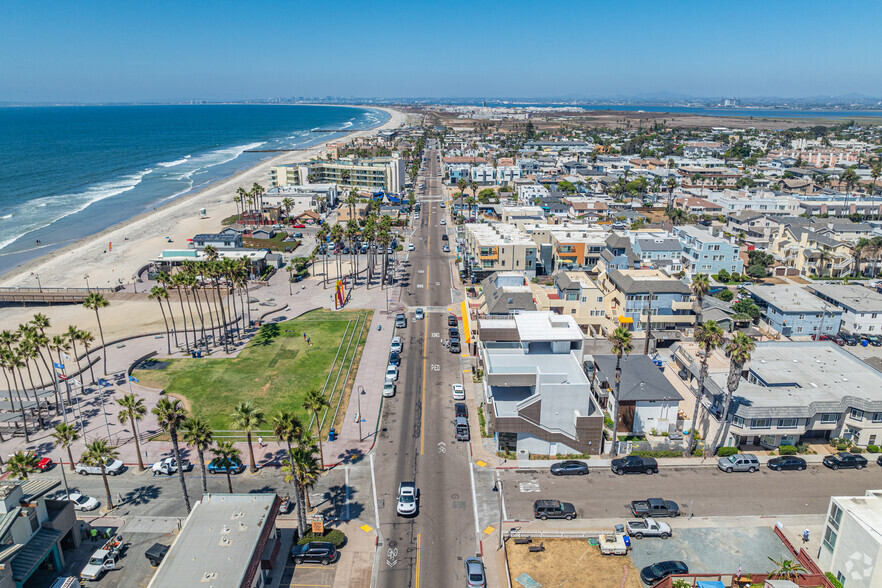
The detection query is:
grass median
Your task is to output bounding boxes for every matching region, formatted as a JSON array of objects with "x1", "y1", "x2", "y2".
[{"x1": 133, "y1": 308, "x2": 372, "y2": 434}]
